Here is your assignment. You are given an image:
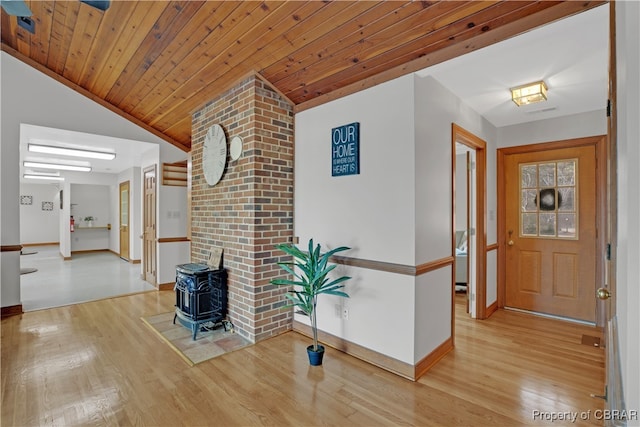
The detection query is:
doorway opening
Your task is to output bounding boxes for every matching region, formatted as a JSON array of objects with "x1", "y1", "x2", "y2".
[
  {"x1": 454, "y1": 143, "x2": 474, "y2": 314},
  {"x1": 451, "y1": 124, "x2": 487, "y2": 324},
  {"x1": 119, "y1": 180, "x2": 130, "y2": 261}
]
